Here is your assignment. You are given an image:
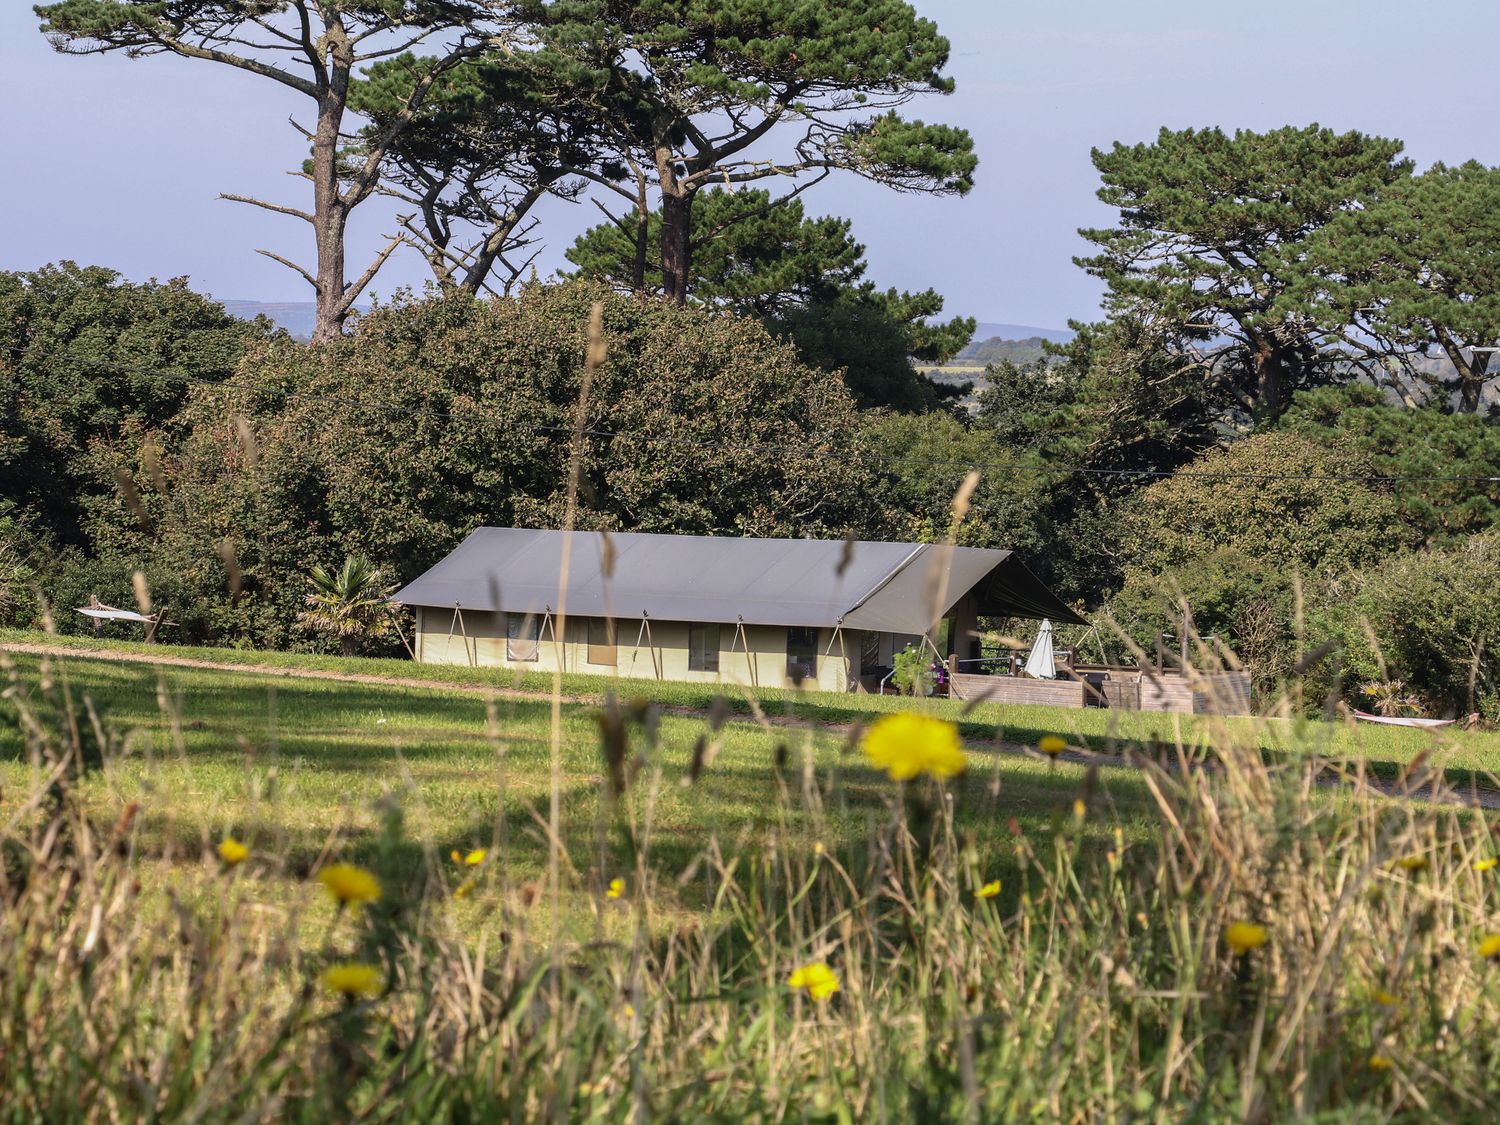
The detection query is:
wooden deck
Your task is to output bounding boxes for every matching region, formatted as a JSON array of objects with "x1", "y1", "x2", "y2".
[{"x1": 949, "y1": 666, "x2": 1252, "y2": 716}]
